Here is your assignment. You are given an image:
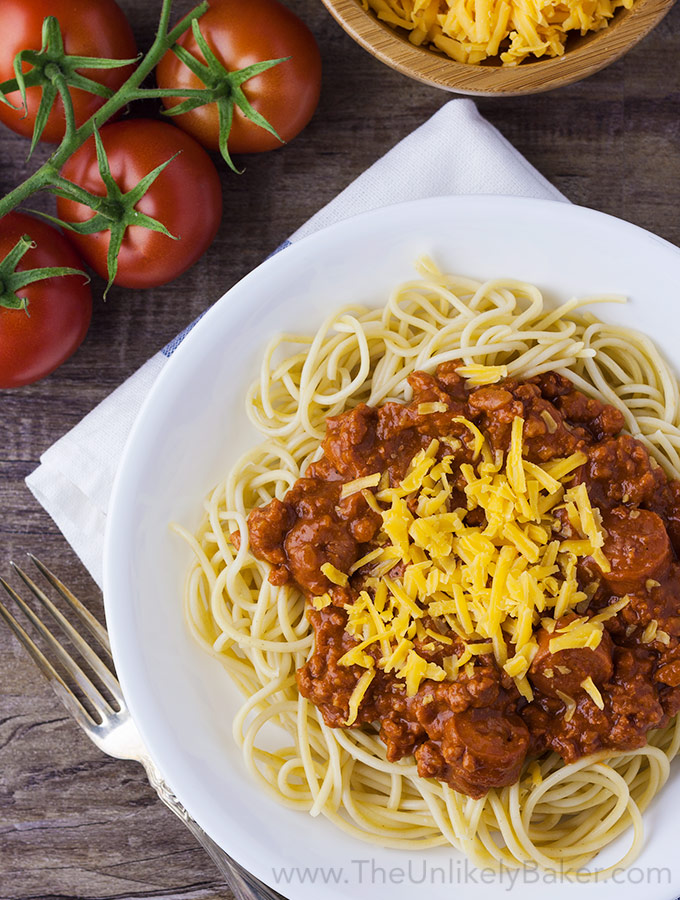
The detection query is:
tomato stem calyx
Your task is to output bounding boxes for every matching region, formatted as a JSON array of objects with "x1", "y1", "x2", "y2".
[
  {"x1": 0, "y1": 233, "x2": 88, "y2": 312},
  {"x1": 40, "y1": 128, "x2": 179, "y2": 296},
  {"x1": 163, "y1": 18, "x2": 288, "y2": 173},
  {"x1": 0, "y1": 16, "x2": 139, "y2": 158}
]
